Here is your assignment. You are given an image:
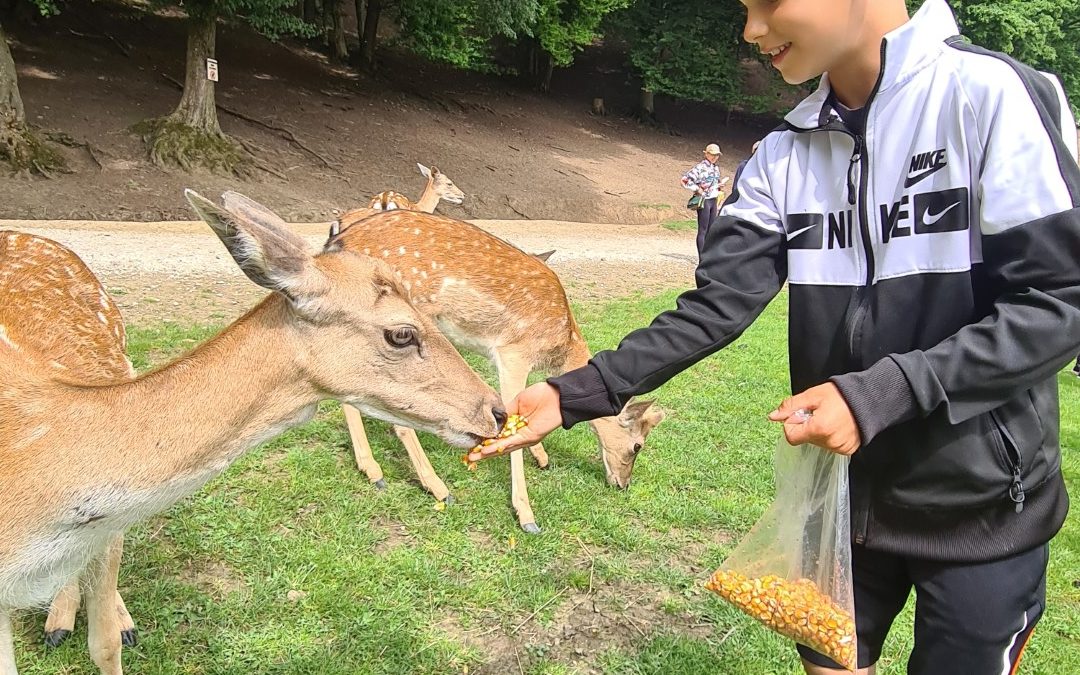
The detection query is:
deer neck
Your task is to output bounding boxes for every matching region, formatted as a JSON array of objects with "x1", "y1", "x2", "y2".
[
  {"x1": 39, "y1": 296, "x2": 319, "y2": 524},
  {"x1": 559, "y1": 328, "x2": 593, "y2": 374},
  {"x1": 414, "y1": 175, "x2": 440, "y2": 213}
]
